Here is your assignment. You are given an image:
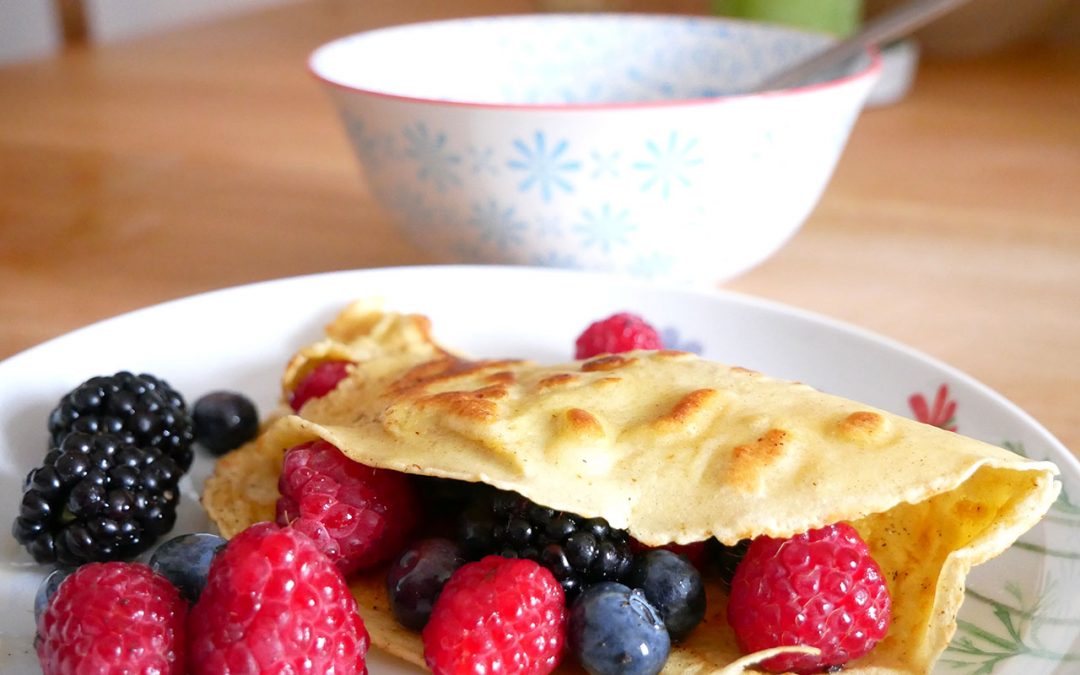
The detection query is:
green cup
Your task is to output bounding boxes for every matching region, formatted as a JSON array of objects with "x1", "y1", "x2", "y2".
[{"x1": 713, "y1": 0, "x2": 863, "y2": 36}]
